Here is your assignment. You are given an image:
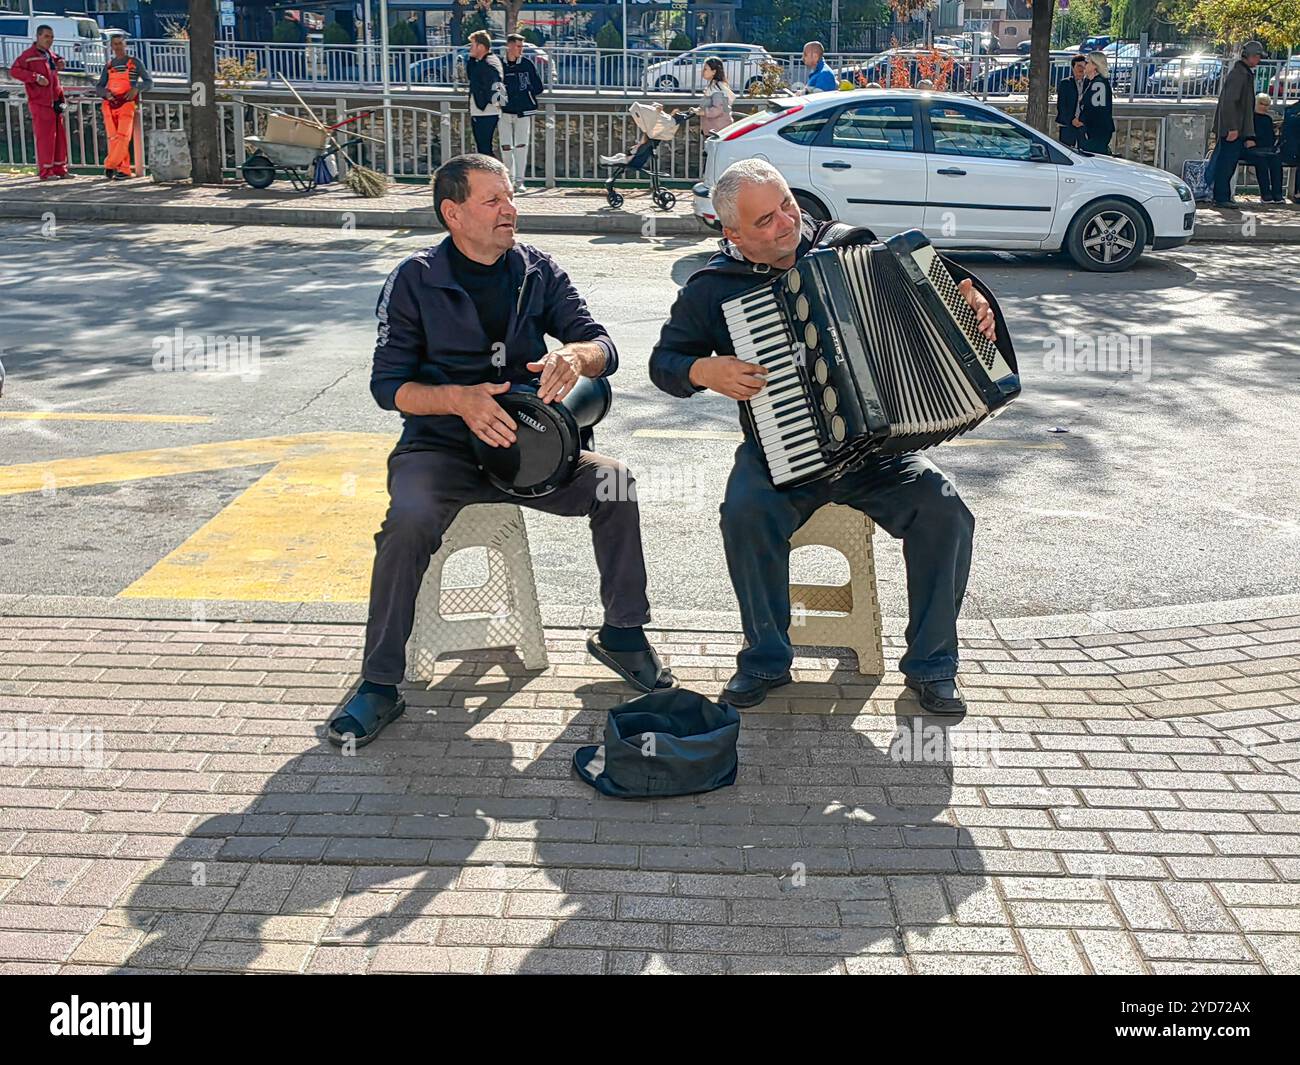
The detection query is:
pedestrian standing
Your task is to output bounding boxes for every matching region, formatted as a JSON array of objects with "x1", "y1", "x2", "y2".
[
  {"x1": 499, "y1": 33, "x2": 543, "y2": 192},
  {"x1": 465, "y1": 30, "x2": 506, "y2": 158},
  {"x1": 8, "y1": 24, "x2": 70, "y2": 180},
  {"x1": 96, "y1": 35, "x2": 154, "y2": 181},
  {"x1": 1210, "y1": 41, "x2": 1266, "y2": 207},
  {"x1": 1079, "y1": 52, "x2": 1115, "y2": 155},
  {"x1": 1056, "y1": 54, "x2": 1088, "y2": 149}
]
